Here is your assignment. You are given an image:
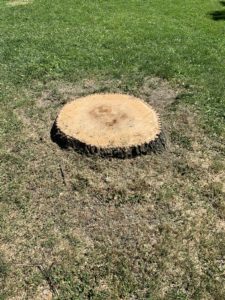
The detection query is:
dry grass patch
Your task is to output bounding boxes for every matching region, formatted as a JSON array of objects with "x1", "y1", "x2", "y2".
[
  {"x1": 1, "y1": 78, "x2": 224, "y2": 299},
  {"x1": 6, "y1": 0, "x2": 33, "y2": 7}
]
